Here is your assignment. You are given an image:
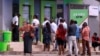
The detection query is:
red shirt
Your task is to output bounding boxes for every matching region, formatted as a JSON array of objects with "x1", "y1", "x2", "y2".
[{"x1": 92, "y1": 36, "x2": 100, "y2": 42}]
